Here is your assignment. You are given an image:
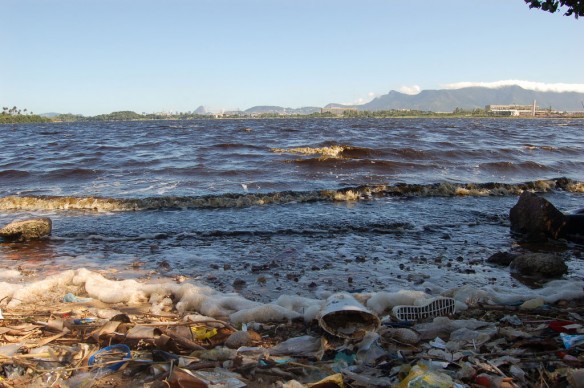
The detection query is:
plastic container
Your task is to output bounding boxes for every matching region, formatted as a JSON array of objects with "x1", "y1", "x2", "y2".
[{"x1": 319, "y1": 293, "x2": 380, "y2": 339}]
